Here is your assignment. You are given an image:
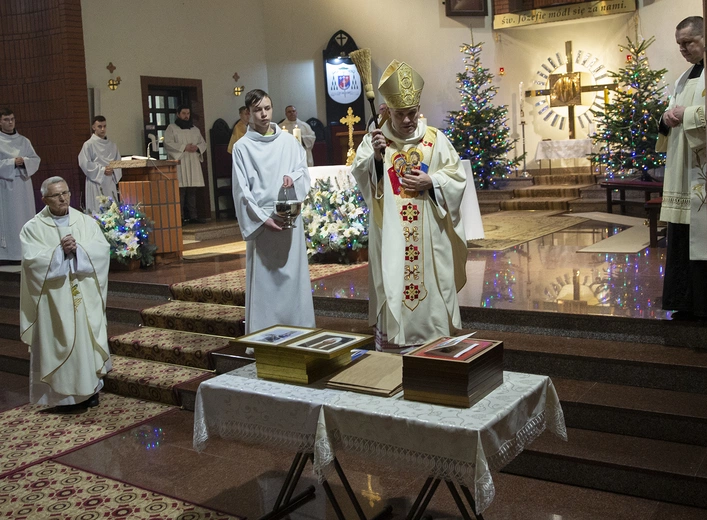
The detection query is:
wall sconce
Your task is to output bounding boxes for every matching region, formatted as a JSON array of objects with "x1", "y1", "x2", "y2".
[
  {"x1": 107, "y1": 62, "x2": 120, "y2": 90},
  {"x1": 233, "y1": 86, "x2": 244, "y2": 96}
]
